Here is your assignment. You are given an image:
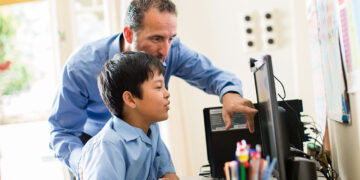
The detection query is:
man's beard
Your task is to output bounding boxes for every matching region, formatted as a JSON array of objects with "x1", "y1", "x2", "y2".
[{"x1": 156, "y1": 54, "x2": 165, "y2": 62}]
